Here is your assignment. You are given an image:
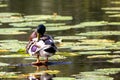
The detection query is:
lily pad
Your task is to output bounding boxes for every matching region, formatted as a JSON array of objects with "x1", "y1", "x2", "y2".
[
  {"x1": 24, "y1": 15, "x2": 72, "y2": 21},
  {"x1": 0, "y1": 40, "x2": 27, "y2": 52},
  {"x1": 9, "y1": 21, "x2": 46, "y2": 27},
  {"x1": 107, "y1": 58, "x2": 120, "y2": 63},
  {"x1": 87, "y1": 54, "x2": 120, "y2": 59},
  {"x1": 0, "y1": 12, "x2": 21, "y2": 17},
  {"x1": 0, "y1": 28, "x2": 31, "y2": 35},
  {"x1": 101, "y1": 7, "x2": 120, "y2": 11},
  {"x1": 111, "y1": 1, "x2": 120, "y2": 4},
  {"x1": 76, "y1": 31, "x2": 120, "y2": 36},
  {"x1": 78, "y1": 51, "x2": 110, "y2": 55},
  {"x1": 0, "y1": 17, "x2": 24, "y2": 23},
  {"x1": 0, "y1": 62, "x2": 9, "y2": 66},
  {"x1": 46, "y1": 26, "x2": 71, "y2": 31},
  {"x1": 105, "y1": 11, "x2": 120, "y2": 14},
  {"x1": 71, "y1": 21, "x2": 108, "y2": 29},
  {"x1": 108, "y1": 22, "x2": 120, "y2": 25},
  {"x1": 0, "y1": 54, "x2": 29, "y2": 58},
  {"x1": 54, "y1": 36, "x2": 87, "y2": 41},
  {"x1": 109, "y1": 14, "x2": 120, "y2": 17},
  {"x1": 0, "y1": 4, "x2": 8, "y2": 7},
  {"x1": 53, "y1": 77, "x2": 75, "y2": 80},
  {"x1": 74, "y1": 68, "x2": 120, "y2": 80},
  {"x1": 0, "y1": 72, "x2": 19, "y2": 78}
]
